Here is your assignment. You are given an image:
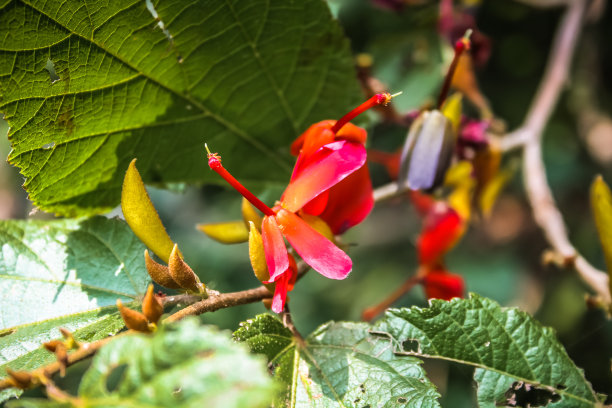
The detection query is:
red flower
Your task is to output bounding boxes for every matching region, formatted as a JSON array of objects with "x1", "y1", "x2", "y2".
[
  {"x1": 207, "y1": 94, "x2": 394, "y2": 312},
  {"x1": 286, "y1": 94, "x2": 391, "y2": 234},
  {"x1": 410, "y1": 191, "x2": 467, "y2": 301},
  {"x1": 422, "y1": 268, "x2": 464, "y2": 300}
]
